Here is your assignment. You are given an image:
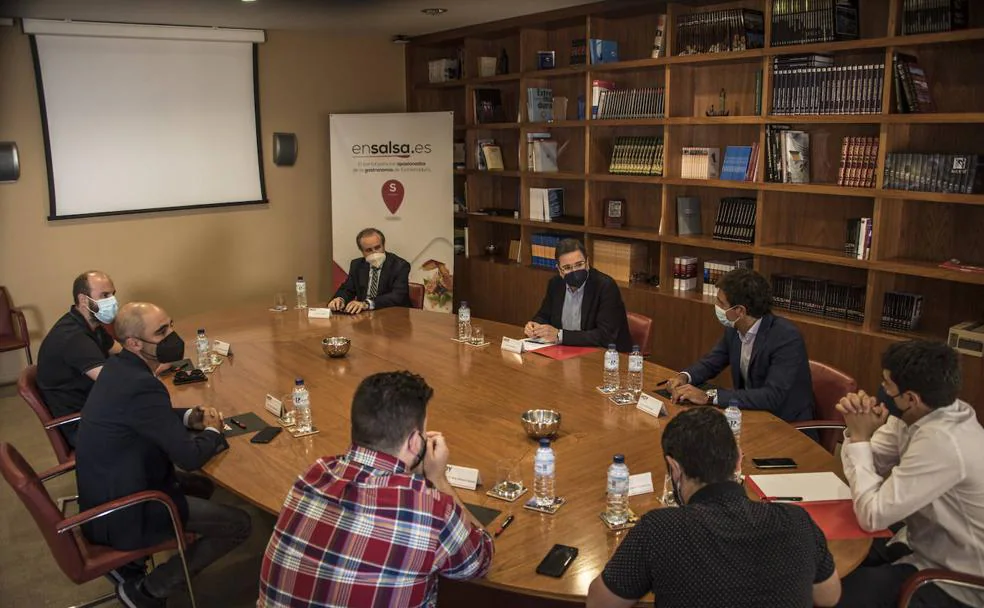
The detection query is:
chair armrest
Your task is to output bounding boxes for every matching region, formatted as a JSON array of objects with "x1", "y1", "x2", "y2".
[
  {"x1": 791, "y1": 420, "x2": 847, "y2": 432},
  {"x1": 11, "y1": 308, "x2": 29, "y2": 343},
  {"x1": 56, "y1": 490, "x2": 189, "y2": 551},
  {"x1": 44, "y1": 413, "x2": 82, "y2": 430},
  {"x1": 40, "y1": 459, "x2": 77, "y2": 482},
  {"x1": 899, "y1": 569, "x2": 984, "y2": 608}
]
